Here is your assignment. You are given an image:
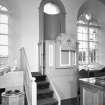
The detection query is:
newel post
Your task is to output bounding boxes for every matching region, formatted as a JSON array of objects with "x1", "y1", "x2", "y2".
[{"x1": 32, "y1": 77, "x2": 37, "y2": 105}]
